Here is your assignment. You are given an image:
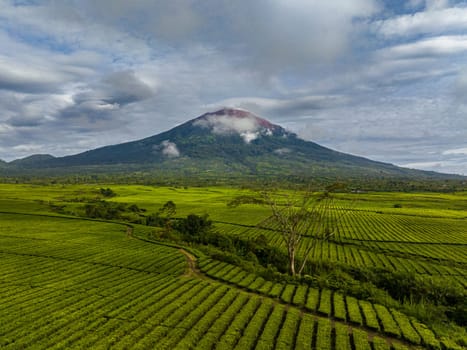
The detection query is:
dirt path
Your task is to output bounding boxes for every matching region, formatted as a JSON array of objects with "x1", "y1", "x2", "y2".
[{"x1": 179, "y1": 248, "x2": 199, "y2": 277}]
